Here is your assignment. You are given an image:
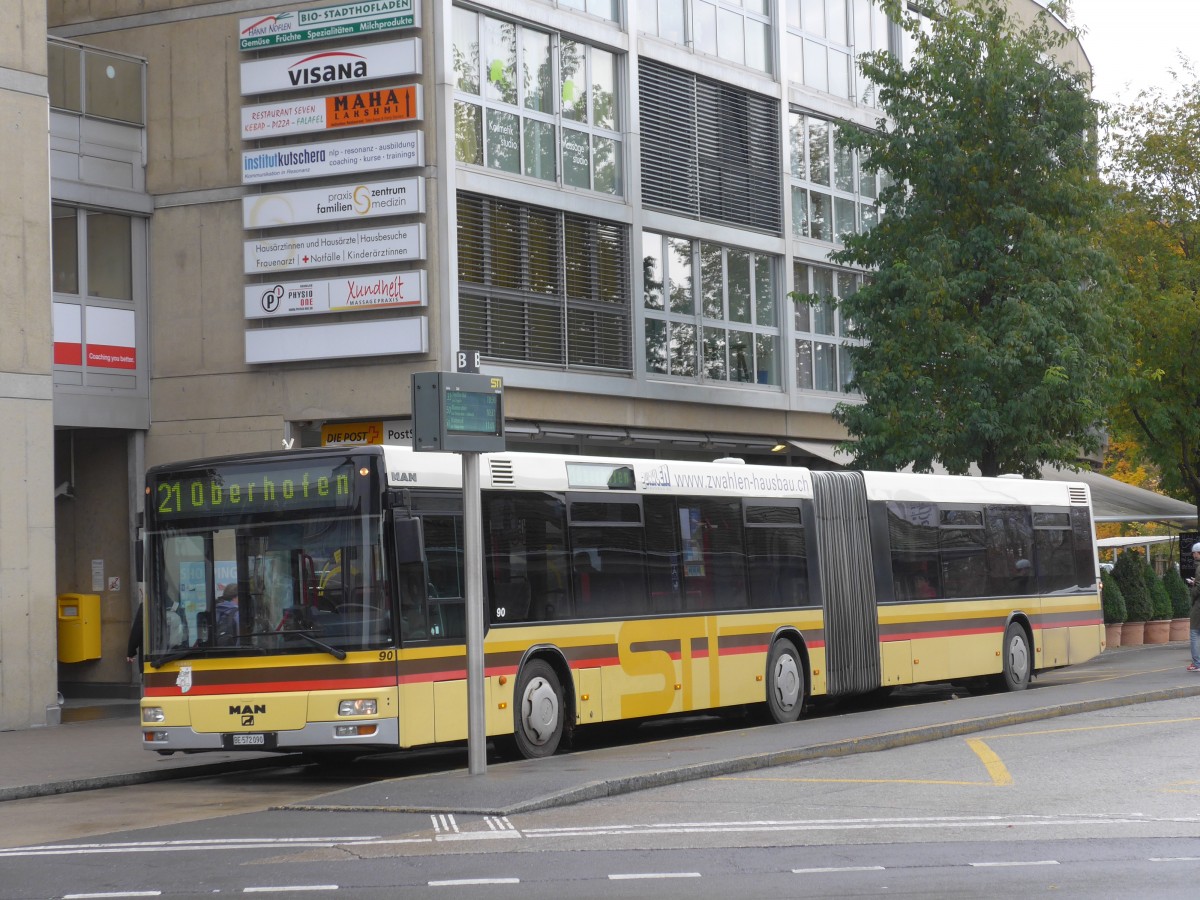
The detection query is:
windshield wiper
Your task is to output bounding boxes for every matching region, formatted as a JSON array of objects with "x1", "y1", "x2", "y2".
[
  {"x1": 284, "y1": 629, "x2": 348, "y2": 660},
  {"x1": 149, "y1": 647, "x2": 213, "y2": 668}
]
